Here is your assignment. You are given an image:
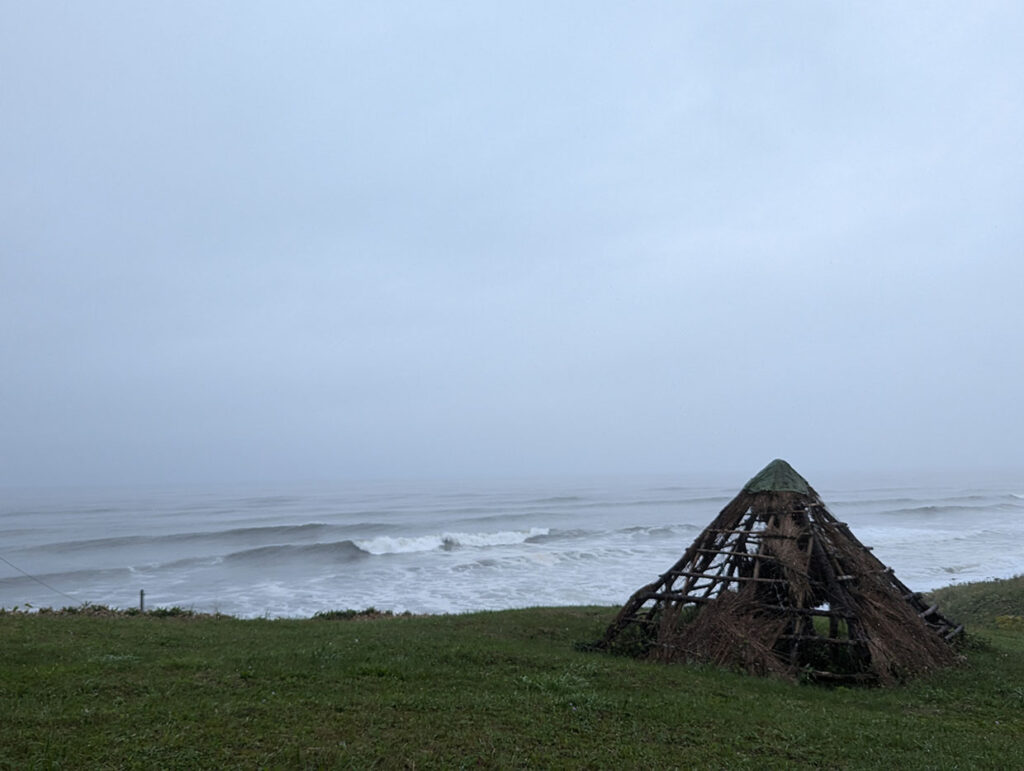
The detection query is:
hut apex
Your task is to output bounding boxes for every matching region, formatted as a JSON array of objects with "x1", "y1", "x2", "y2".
[{"x1": 597, "y1": 459, "x2": 963, "y2": 684}]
